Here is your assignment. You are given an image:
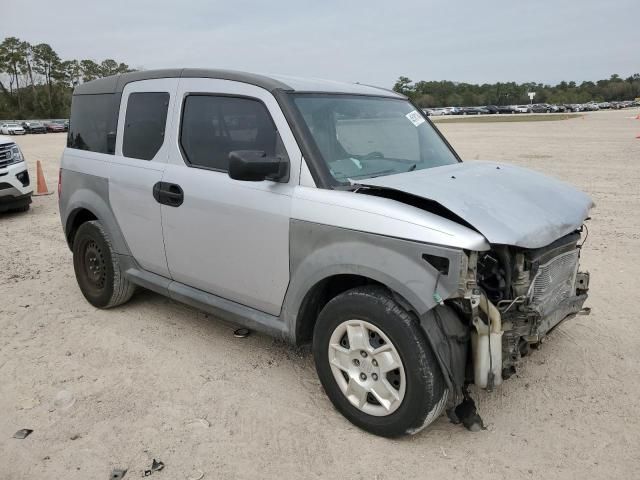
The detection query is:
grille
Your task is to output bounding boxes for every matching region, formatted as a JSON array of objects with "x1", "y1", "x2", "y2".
[
  {"x1": 528, "y1": 249, "x2": 579, "y2": 315},
  {"x1": 0, "y1": 143, "x2": 15, "y2": 168}
]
